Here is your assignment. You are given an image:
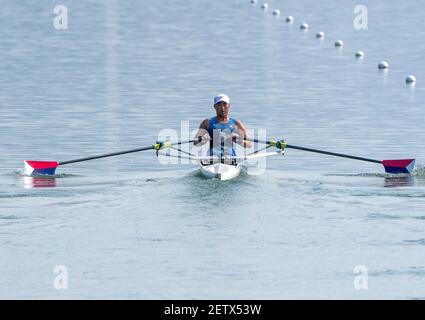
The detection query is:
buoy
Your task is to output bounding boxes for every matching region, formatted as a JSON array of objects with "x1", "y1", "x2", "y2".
[
  {"x1": 316, "y1": 32, "x2": 325, "y2": 39},
  {"x1": 250, "y1": 0, "x2": 257, "y2": 3},
  {"x1": 378, "y1": 61, "x2": 389, "y2": 69},
  {"x1": 261, "y1": 3, "x2": 268, "y2": 10},
  {"x1": 273, "y1": 9, "x2": 280, "y2": 16},
  {"x1": 355, "y1": 51, "x2": 364, "y2": 59},
  {"x1": 286, "y1": 16, "x2": 293, "y2": 23},
  {"x1": 334, "y1": 40, "x2": 343, "y2": 47},
  {"x1": 300, "y1": 23, "x2": 309, "y2": 30},
  {"x1": 406, "y1": 75, "x2": 416, "y2": 84}
]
